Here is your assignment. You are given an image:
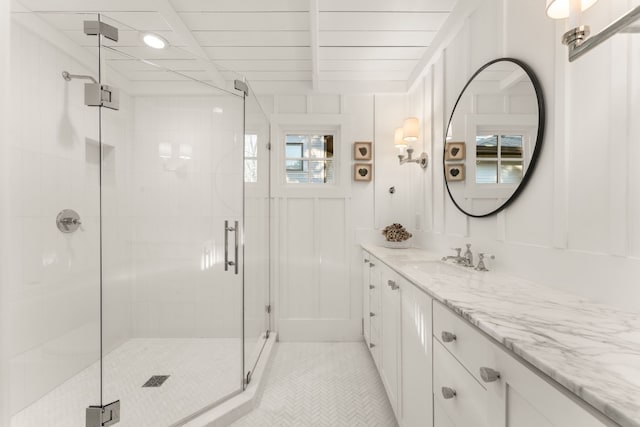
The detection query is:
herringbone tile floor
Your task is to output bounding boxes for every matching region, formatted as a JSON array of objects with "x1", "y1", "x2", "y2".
[{"x1": 230, "y1": 342, "x2": 398, "y2": 427}]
